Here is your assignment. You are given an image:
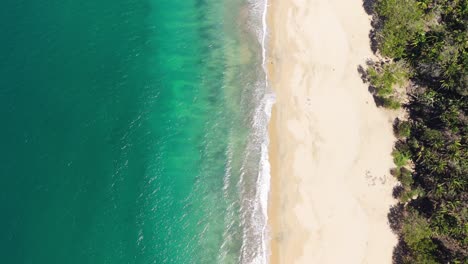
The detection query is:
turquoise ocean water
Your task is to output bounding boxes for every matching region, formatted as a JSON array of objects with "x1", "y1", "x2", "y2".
[{"x1": 0, "y1": 0, "x2": 272, "y2": 263}]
